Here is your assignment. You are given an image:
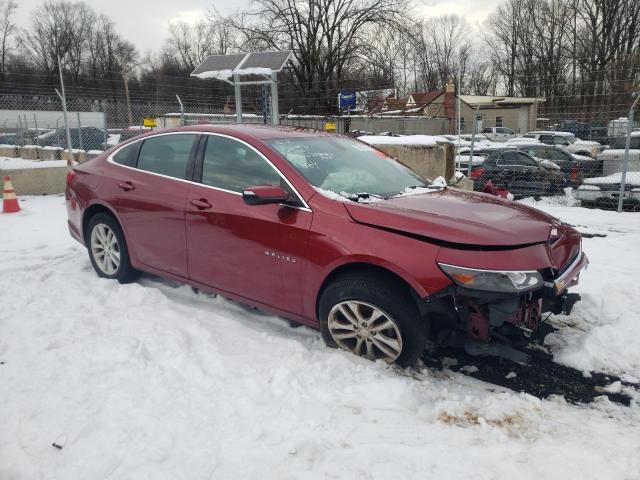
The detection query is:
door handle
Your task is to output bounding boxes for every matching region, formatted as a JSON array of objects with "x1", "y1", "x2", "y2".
[
  {"x1": 118, "y1": 181, "x2": 135, "y2": 191},
  {"x1": 190, "y1": 198, "x2": 212, "y2": 210}
]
